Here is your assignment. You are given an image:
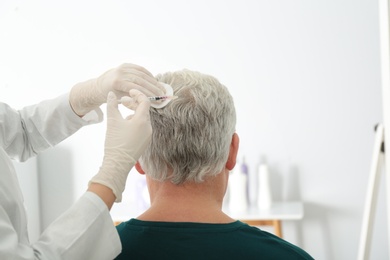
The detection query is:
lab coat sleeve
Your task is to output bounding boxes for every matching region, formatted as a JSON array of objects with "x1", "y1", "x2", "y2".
[
  {"x1": 33, "y1": 192, "x2": 121, "y2": 260},
  {"x1": 0, "y1": 190, "x2": 121, "y2": 260},
  {"x1": 0, "y1": 93, "x2": 103, "y2": 162}
]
